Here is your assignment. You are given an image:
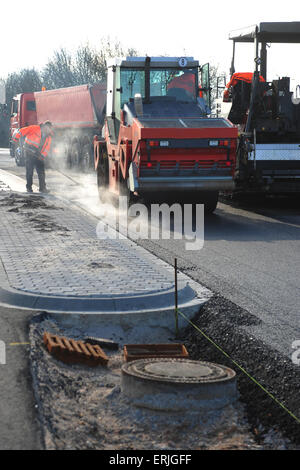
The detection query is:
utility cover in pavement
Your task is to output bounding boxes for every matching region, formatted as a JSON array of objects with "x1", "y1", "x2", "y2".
[{"x1": 122, "y1": 358, "x2": 237, "y2": 411}]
